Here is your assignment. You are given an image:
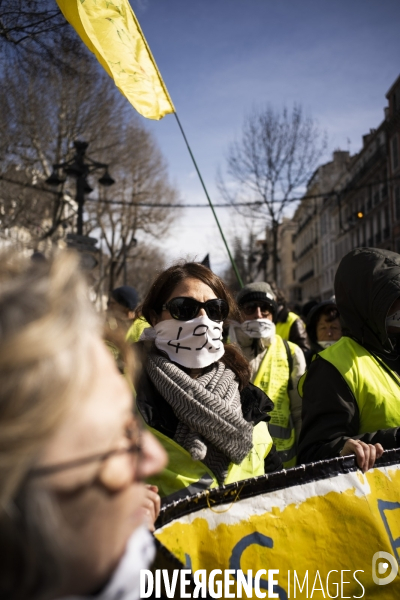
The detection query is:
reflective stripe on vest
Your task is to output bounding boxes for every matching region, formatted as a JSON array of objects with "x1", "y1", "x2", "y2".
[
  {"x1": 298, "y1": 336, "x2": 400, "y2": 434},
  {"x1": 276, "y1": 311, "x2": 299, "y2": 341},
  {"x1": 253, "y1": 335, "x2": 297, "y2": 468},
  {"x1": 146, "y1": 422, "x2": 273, "y2": 499}
]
